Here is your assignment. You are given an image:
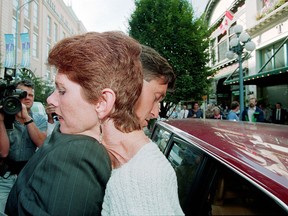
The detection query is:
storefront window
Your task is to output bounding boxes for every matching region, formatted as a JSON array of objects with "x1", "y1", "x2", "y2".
[{"x1": 260, "y1": 39, "x2": 288, "y2": 72}]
